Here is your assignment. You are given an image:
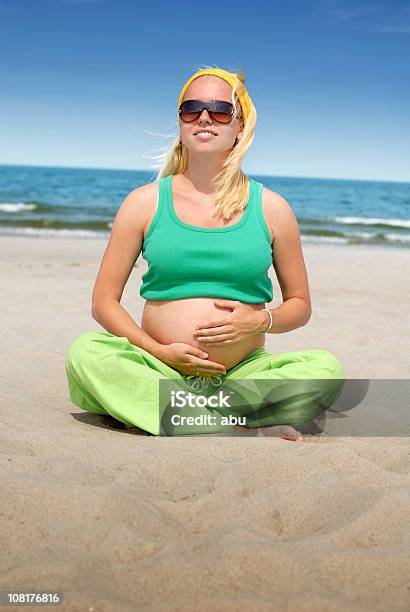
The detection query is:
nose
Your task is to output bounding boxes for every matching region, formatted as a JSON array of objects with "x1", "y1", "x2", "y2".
[{"x1": 197, "y1": 108, "x2": 212, "y2": 123}]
